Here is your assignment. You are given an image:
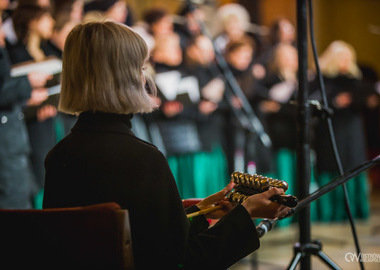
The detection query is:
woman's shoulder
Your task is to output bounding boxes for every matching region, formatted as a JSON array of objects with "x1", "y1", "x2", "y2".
[
  {"x1": 128, "y1": 134, "x2": 166, "y2": 159},
  {"x1": 48, "y1": 130, "x2": 167, "y2": 166}
]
